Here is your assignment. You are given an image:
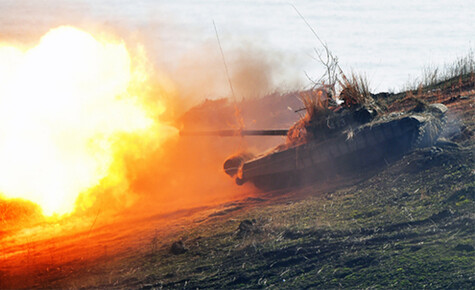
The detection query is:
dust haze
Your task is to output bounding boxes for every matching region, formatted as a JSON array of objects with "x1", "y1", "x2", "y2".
[{"x1": 0, "y1": 1, "x2": 304, "y2": 234}]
